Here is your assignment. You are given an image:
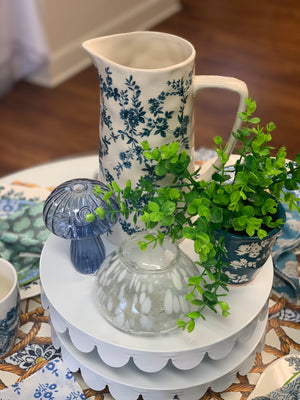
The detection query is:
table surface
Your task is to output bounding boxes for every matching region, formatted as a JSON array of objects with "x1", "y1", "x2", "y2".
[
  {"x1": 0, "y1": 153, "x2": 99, "y2": 187},
  {"x1": 0, "y1": 154, "x2": 299, "y2": 400}
]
